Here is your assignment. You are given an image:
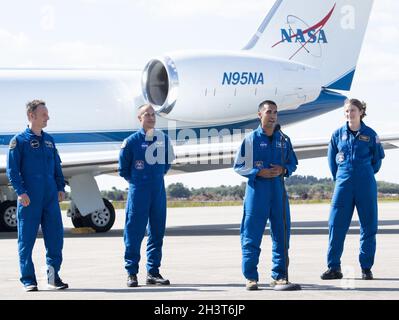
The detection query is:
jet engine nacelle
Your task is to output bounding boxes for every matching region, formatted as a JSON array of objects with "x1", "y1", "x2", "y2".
[{"x1": 141, "y1": 51, "x2": 322, "y2": 123}]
